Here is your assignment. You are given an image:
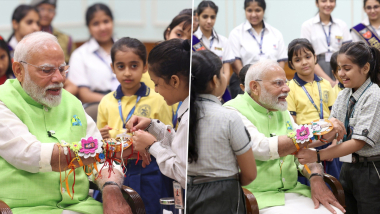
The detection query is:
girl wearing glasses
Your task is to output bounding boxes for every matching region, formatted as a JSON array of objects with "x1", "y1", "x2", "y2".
[
  {"x1": 351, "y1": 0, "x2": 380, "y2": 45},
  {"x1": 301, "y1": 0, "x2": 352, "y2": 86}
]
